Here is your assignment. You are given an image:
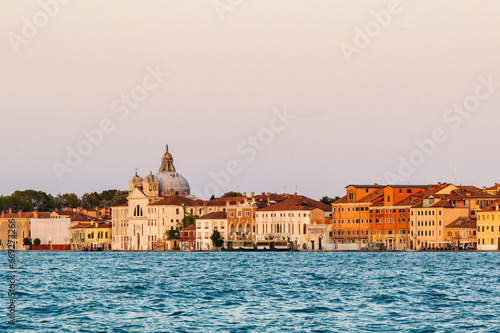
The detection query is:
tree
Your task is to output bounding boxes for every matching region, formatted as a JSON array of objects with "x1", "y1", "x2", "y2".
[
  {"x1": 209, "y1": 194, "x2": 215, "y2": 200},
  {"x1": 33, "y1": 238, "x2": 41, "y2": 246},
  {"x1": 179, "y1": 206, "x2": 198, "y2": 229},
  {"x1": 23, "y1": 237, "x2": 31, "y2": 246},
  {"x1": 320, "y1": 196, "x2": 340, "y2": 205},
  {"x1": 221, "y1": 192, "x2": 243, "y2": 198},
  {"x1": 210, "y1": 230, "x2": 224, "y2": 250},
  {"x1": 165, "y1": 229, "x2": 179, "y2": 241},
  {"x1": 81, "y1": 192, "x2": 101, "y2": 209},
  {"x1": 111, "y1": 190, "x2": 129, "y2": 207}
]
